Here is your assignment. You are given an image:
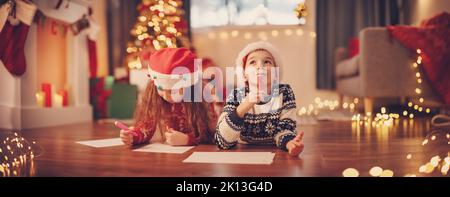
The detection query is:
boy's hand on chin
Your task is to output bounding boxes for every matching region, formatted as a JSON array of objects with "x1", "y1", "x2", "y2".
[
  {"x1": 246, "y1": 90, "x2": 266, "y2": 104},
  {"x1": 165, "y1": 127, "x2": 189, "y2": 146}
]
